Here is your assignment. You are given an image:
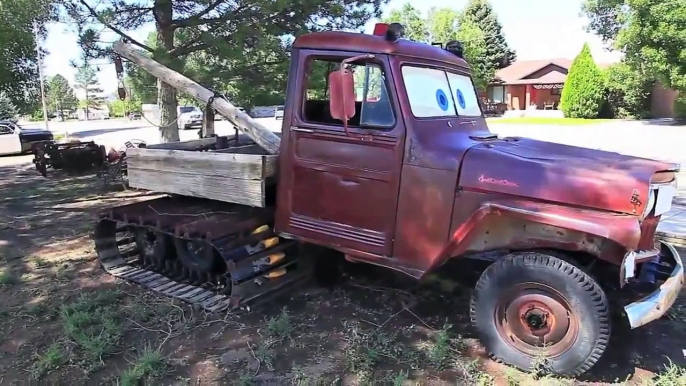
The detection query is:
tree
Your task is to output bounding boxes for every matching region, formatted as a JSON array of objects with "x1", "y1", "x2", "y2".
[
  {"x1": 0, "y1": 0, "x2": 54, "y2": 113},
  {"x1": 383, "y1": 3, "x2": 429, "y2": 42},
  {"x1": 74, "y1": 63, "x2": 105, "y2": 118},
  {"x1": 47, "y1": 74, "x2": 78, "y2": 116},
  {"x1": 0, "y1": 92, "x2": 18, "y2": 120},
  {"x1": 460, "y1": 0, "x2": 516, "y2": 69},
  {"x1": 559, "y1": 43, "x2": 605, "y2": 118},
  {"x1": 64, "y1": 0, "x2": 386, "y2": 143},
  {"x1": 602, "y1": 62, "x2": 652, "y2": 118},
  {"x1": 583, "y1": 0, "x2": 686, "y2": 92},
  {"x1": 455, "y1": 18, "x2": 493, "y2": 91}
]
